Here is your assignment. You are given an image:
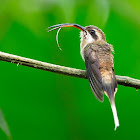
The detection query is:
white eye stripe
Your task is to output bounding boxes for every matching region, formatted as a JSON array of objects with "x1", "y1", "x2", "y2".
[
  {"x1": 95, "y1": 31, "x2": 102, "y2": 40},
  {"x1": 86, "y1": 32, "x2": 95, "y2": 43},
  {"x1": 80, "y1": 31, "x2": 95, "y2": 46}
]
